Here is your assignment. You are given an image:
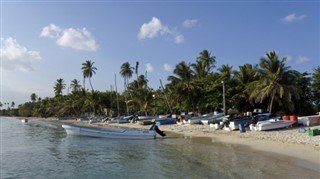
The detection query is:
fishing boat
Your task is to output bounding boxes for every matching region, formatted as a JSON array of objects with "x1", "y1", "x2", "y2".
[
  {"x1": 228, "y1": 117, "x2": 252, "y2": 130},
  {"x1": 250, "y1": 119, "x2": 295, "y2": 131},
  {"x1": 62, "y1": 124, "x2": 157, "y2": 140},
  {"x1": 201, "y1": 113, "x2": 224, "y2": 125},
  {"x1": 184, "y1": 115, "x2": 211, "y2": 124},
  {"x1": 156, "y1": 118, "x2": 176, "y2": 125}
]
